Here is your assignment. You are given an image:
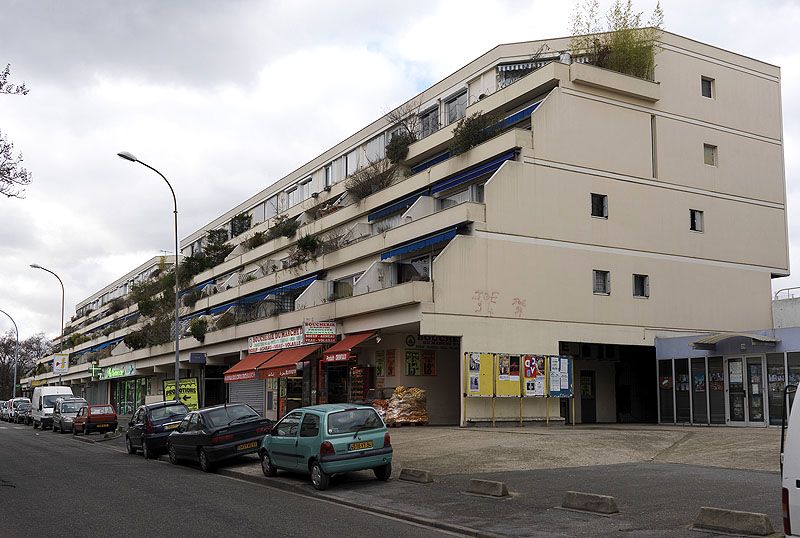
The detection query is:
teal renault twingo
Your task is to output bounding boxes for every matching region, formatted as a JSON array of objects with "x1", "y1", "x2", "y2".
[{"x1": 259, "y1": 404, "x2": 393, "y2": 490}]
